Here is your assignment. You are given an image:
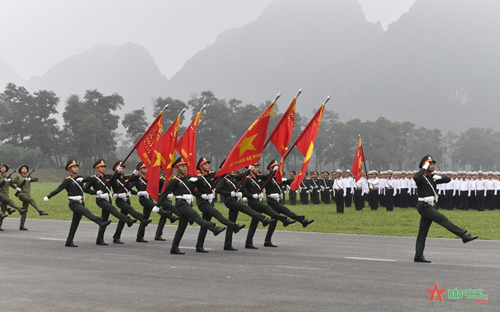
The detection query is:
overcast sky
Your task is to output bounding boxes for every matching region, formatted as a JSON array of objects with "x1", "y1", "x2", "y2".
[{"x1": 0, "y1": 0, "x2": 415, "y2": 80}]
